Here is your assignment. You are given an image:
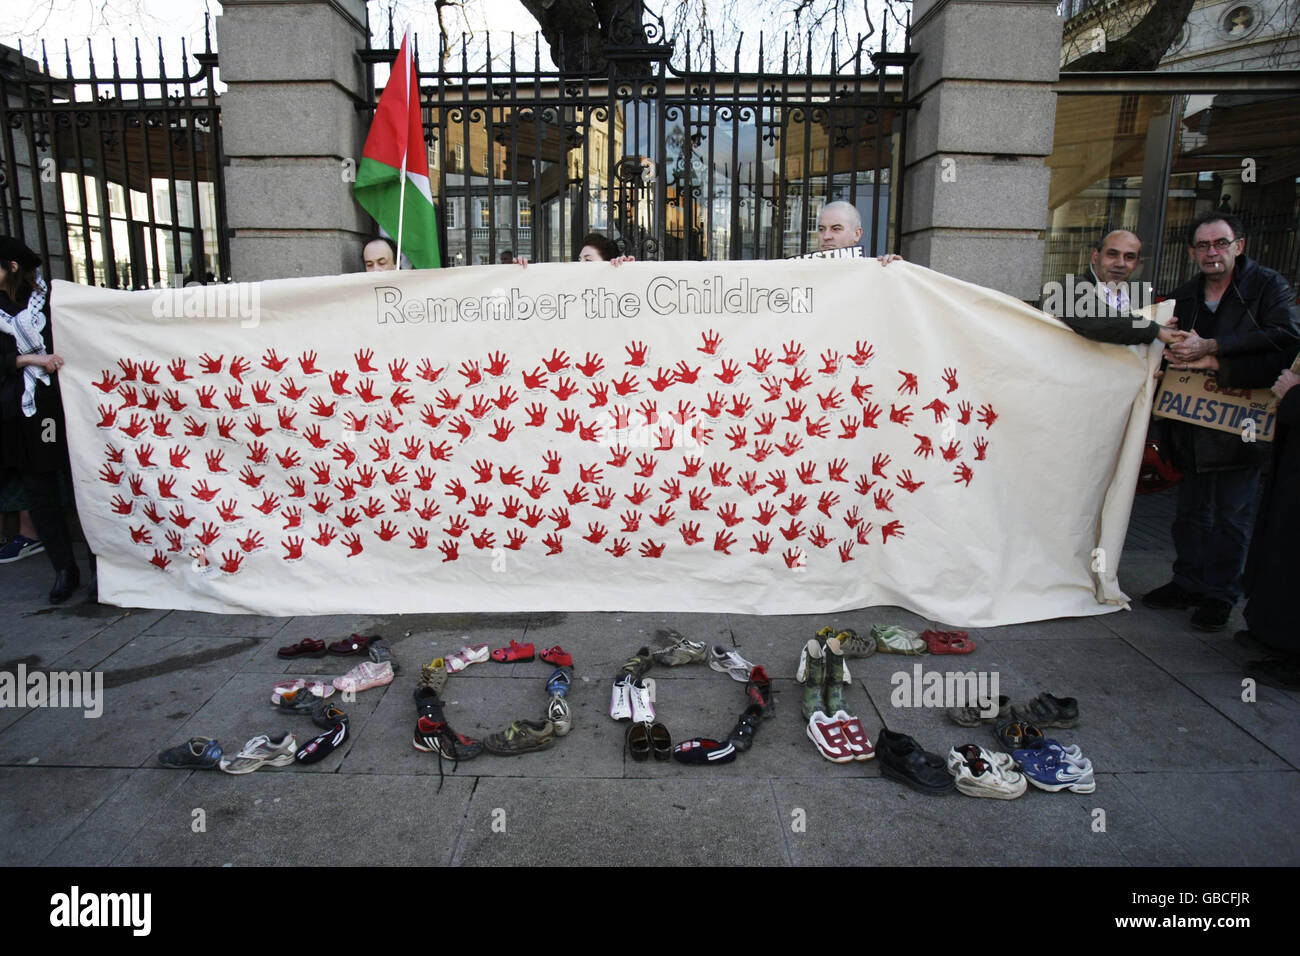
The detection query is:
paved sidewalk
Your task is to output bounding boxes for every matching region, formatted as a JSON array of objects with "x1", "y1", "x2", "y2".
[{"x1": 1, "y1": 489, "x2": 1297, "y2": 867}]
